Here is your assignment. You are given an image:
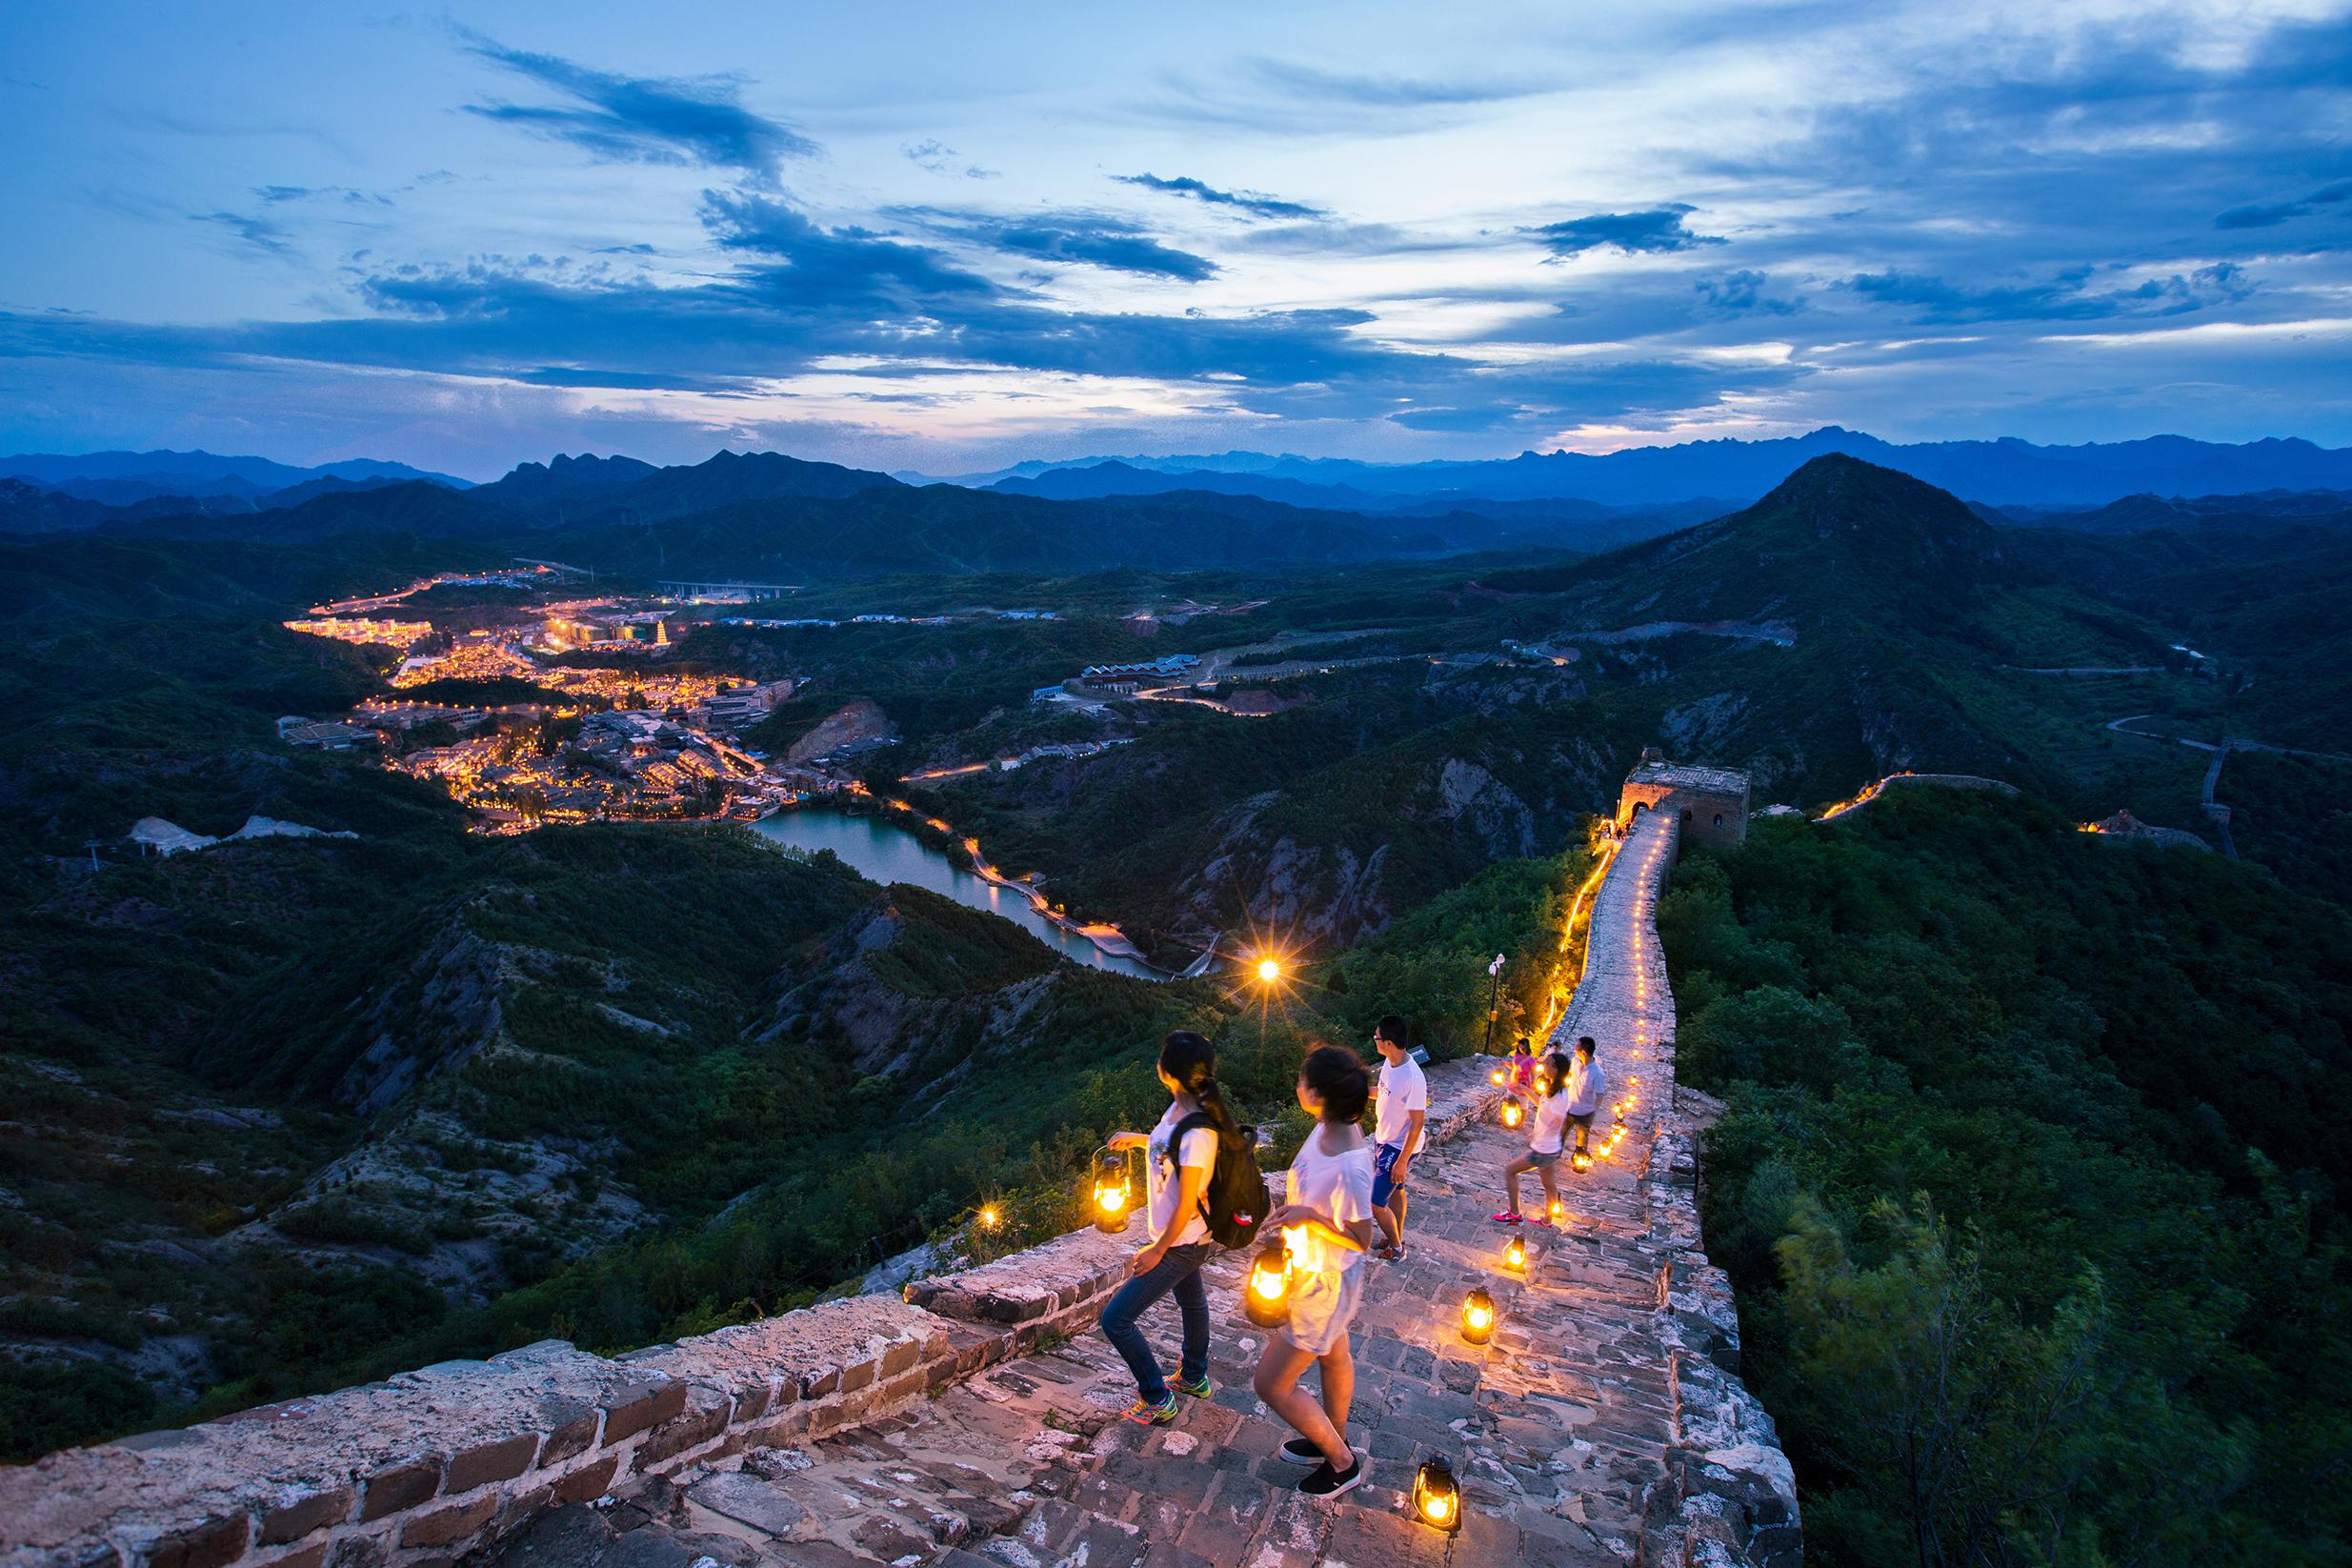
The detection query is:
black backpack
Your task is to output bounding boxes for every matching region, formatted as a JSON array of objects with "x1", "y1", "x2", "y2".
[{"x1": 1173, "y1": 1111, "x2": 1273, "y2": 1249}]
